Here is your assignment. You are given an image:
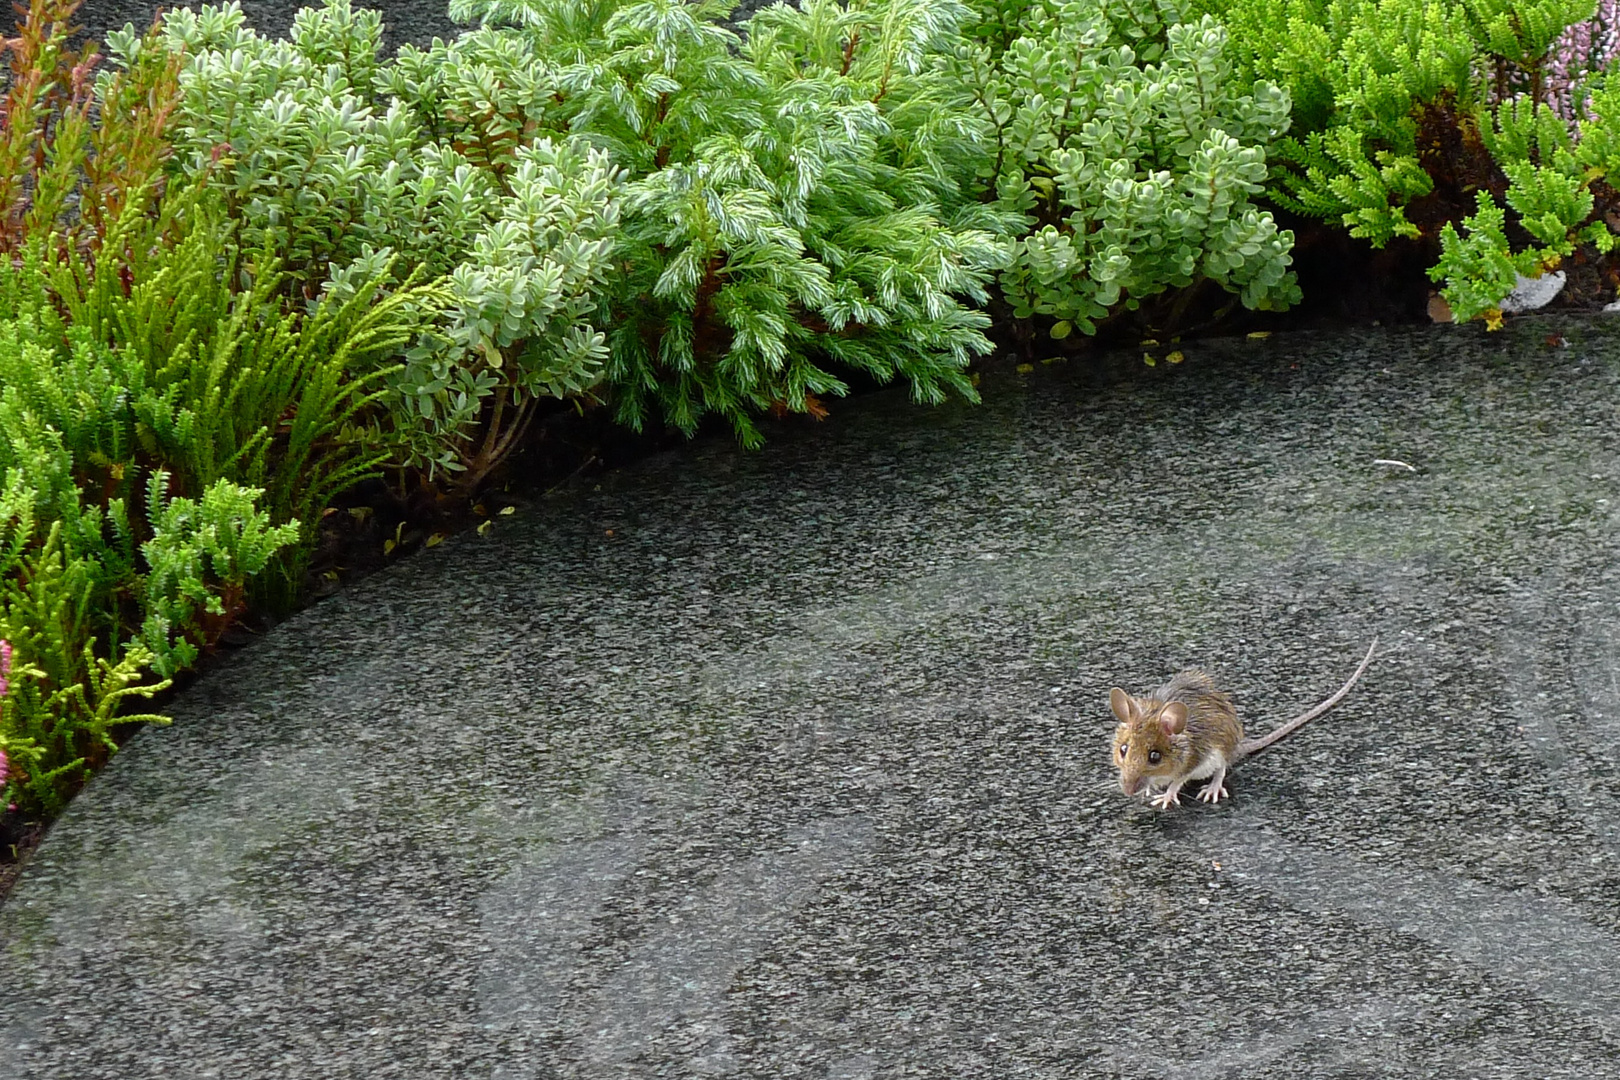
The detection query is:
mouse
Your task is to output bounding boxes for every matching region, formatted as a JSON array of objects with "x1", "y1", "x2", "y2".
[{"x1": 1108, "y1": 638, "x2": 1378, "y2": 808}]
